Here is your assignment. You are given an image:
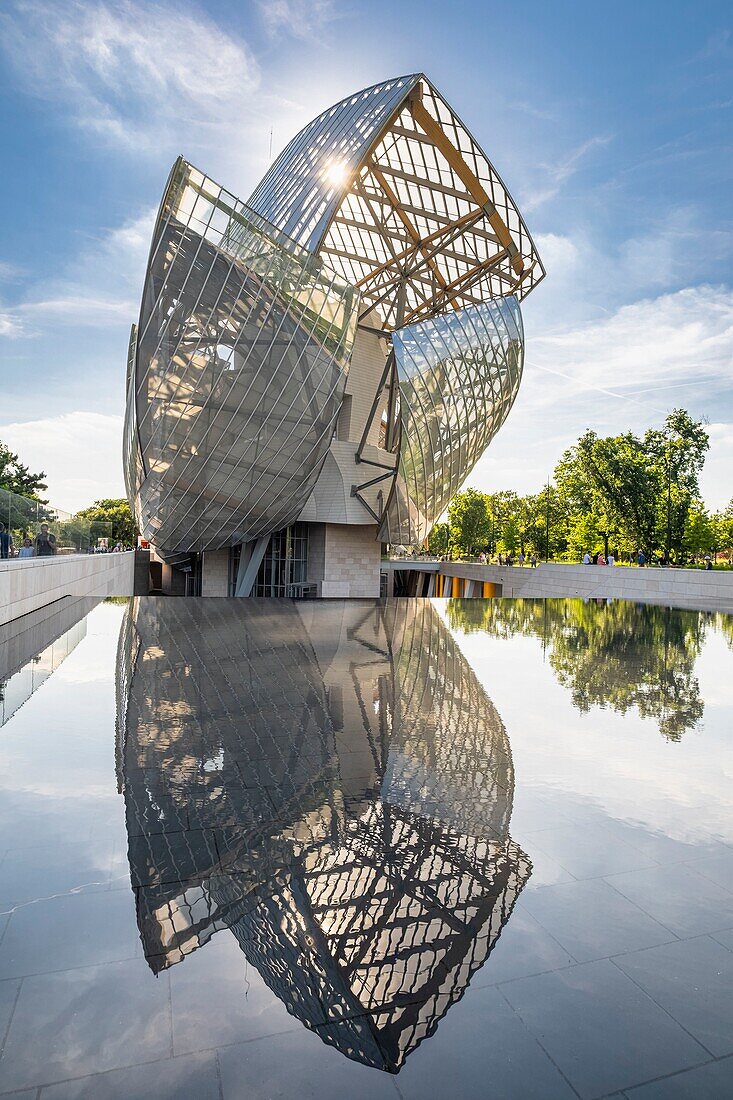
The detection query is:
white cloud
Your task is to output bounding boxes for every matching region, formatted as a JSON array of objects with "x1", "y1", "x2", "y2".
[
  {"x1": 5, "y1": 206, "x2": 155, "y2": 336},
  {"x1": 532, "y1": 232, "x2": 581, "y2": 280},
  {"x1": 0, "y1": 262, "x2": 23, "y2": 281},
  {"x1": 470, "y1": 284, "x2": 733, "y2": 510},
  {"x1": 0, "y1": 412, "x2": 125, "y2": 512},
  {"x1": 531, "y1": 284, "x2": 733, "y2": 398},
  {"x1": 2, "y1": 0, "x2": 260, "y2": 149},
  {"x1": 701, "y1": 423, "x2": 733, "y2": 509},
  {"x1": 0, "y1": 311, "x2": 25, "y2": 338},
  {"x1": 524, "y1": 134, "x2": 613, "y2": 211},
  {"x1": 256, "y1": 0, "x2": 339, "y2": 40},
  {"x1": 529, "y1": 212, "x2": 733, "y2": 334},
  {"x1": 18, "y1": 298, "x2": 135, "y2": 325}
]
